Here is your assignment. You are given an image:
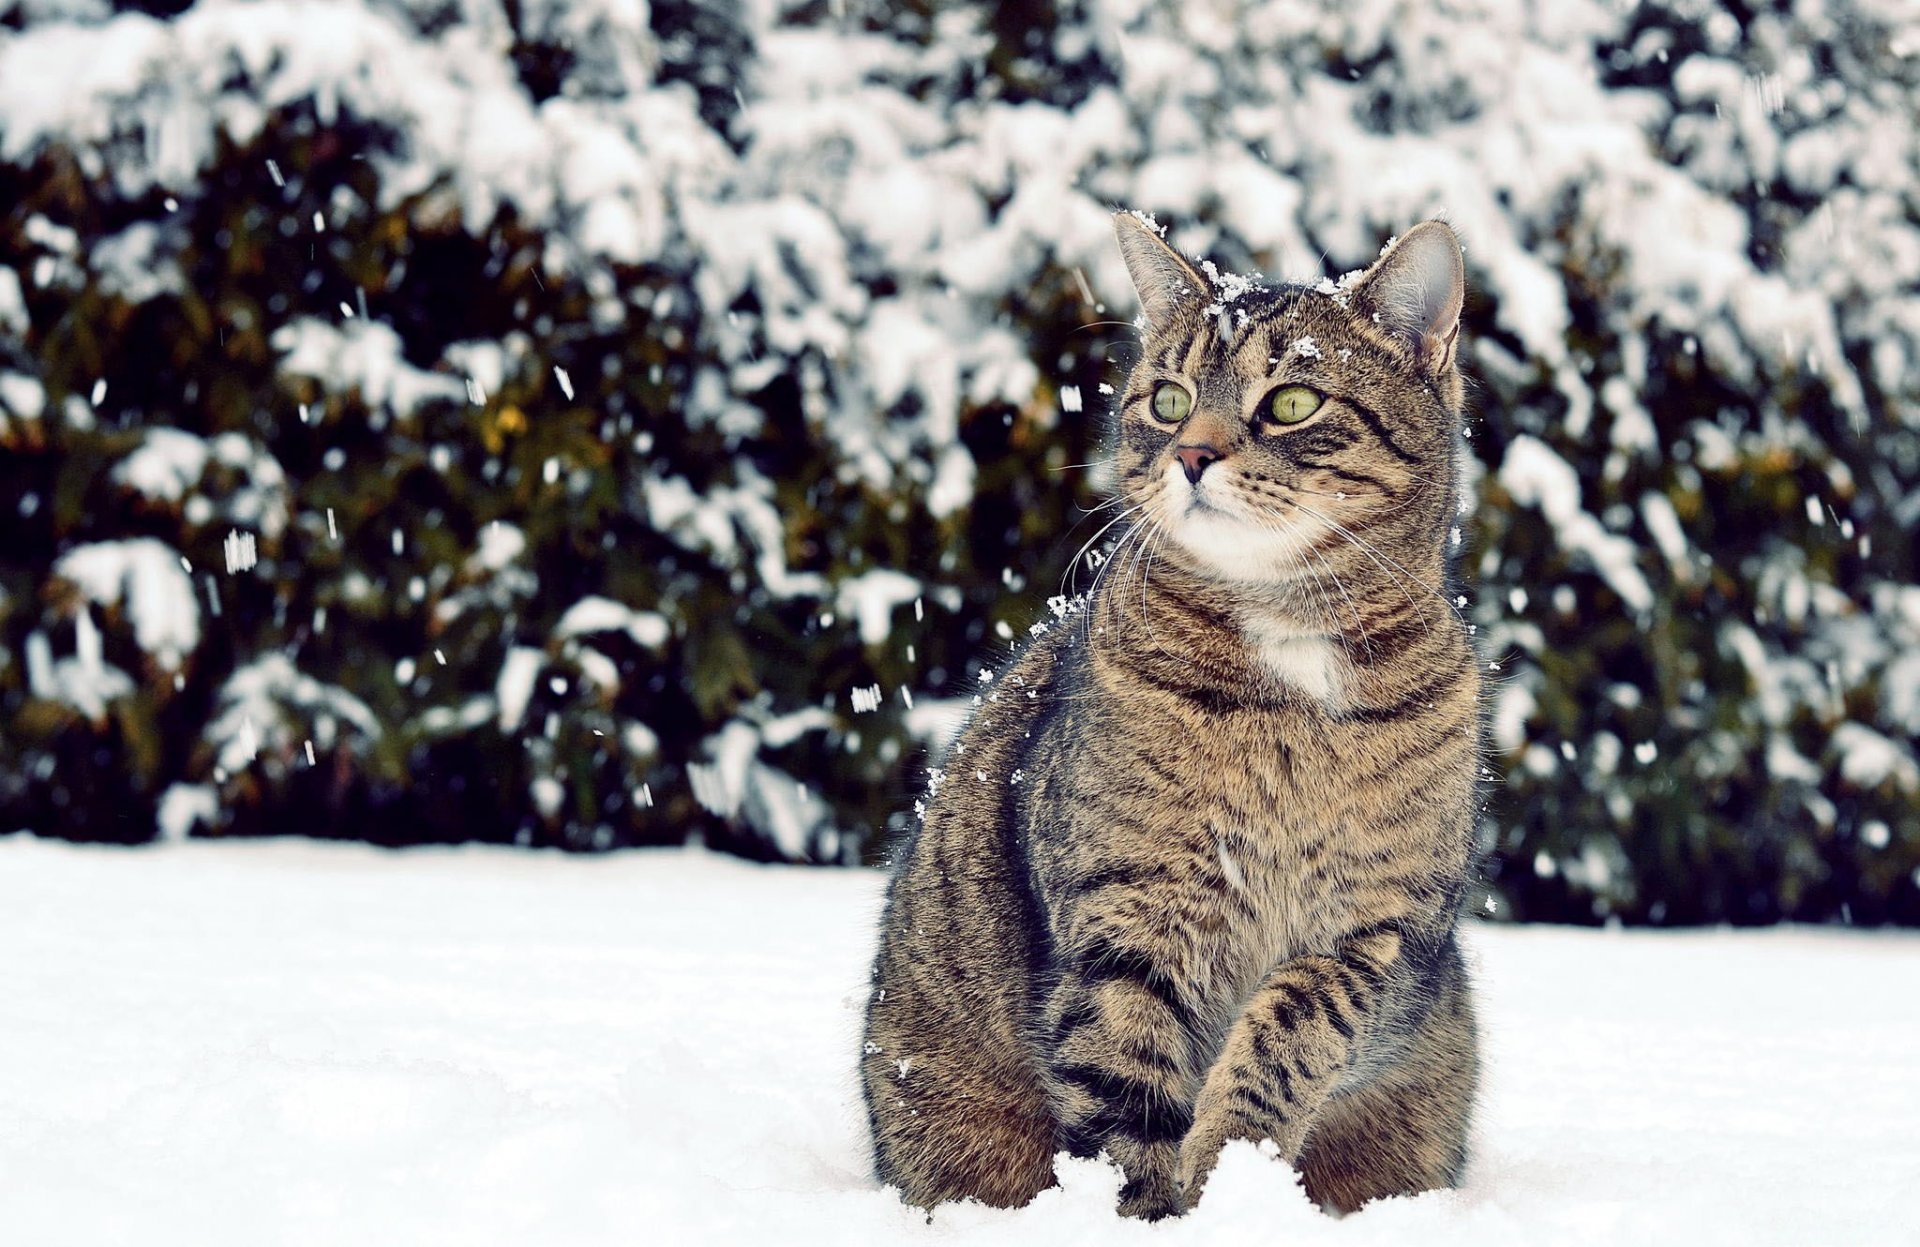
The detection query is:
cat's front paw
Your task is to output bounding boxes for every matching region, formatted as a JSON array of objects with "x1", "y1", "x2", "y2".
[
  {"x1": 1116, "y1": 1173, "x2": 1185, "y2": 1221},
  {"x1": 1173, "y1": 1115, "x2": 1232, "y2": 1207}
]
